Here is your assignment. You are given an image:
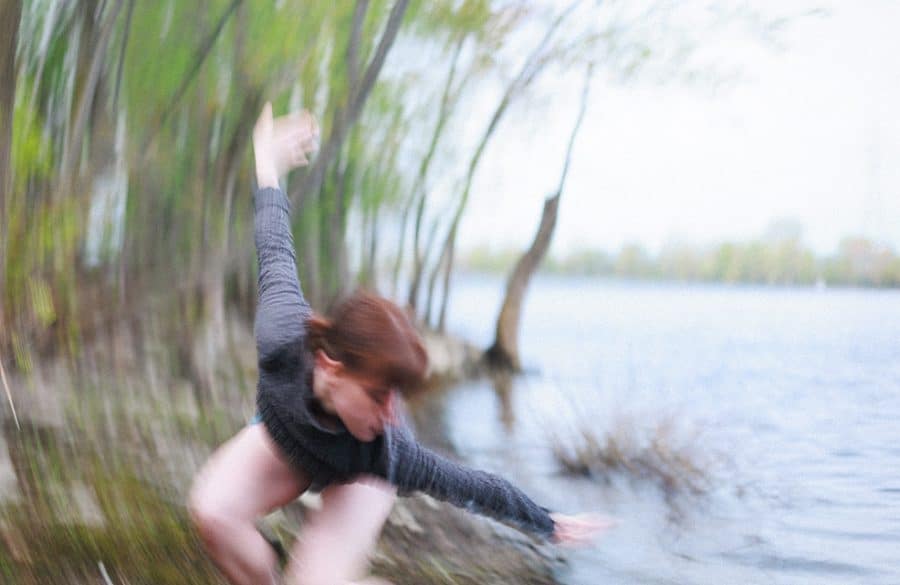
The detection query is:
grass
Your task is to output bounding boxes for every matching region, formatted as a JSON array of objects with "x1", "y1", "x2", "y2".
[{"x1": 0, "y1": 422, "x2": 223, "y2": 584}]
